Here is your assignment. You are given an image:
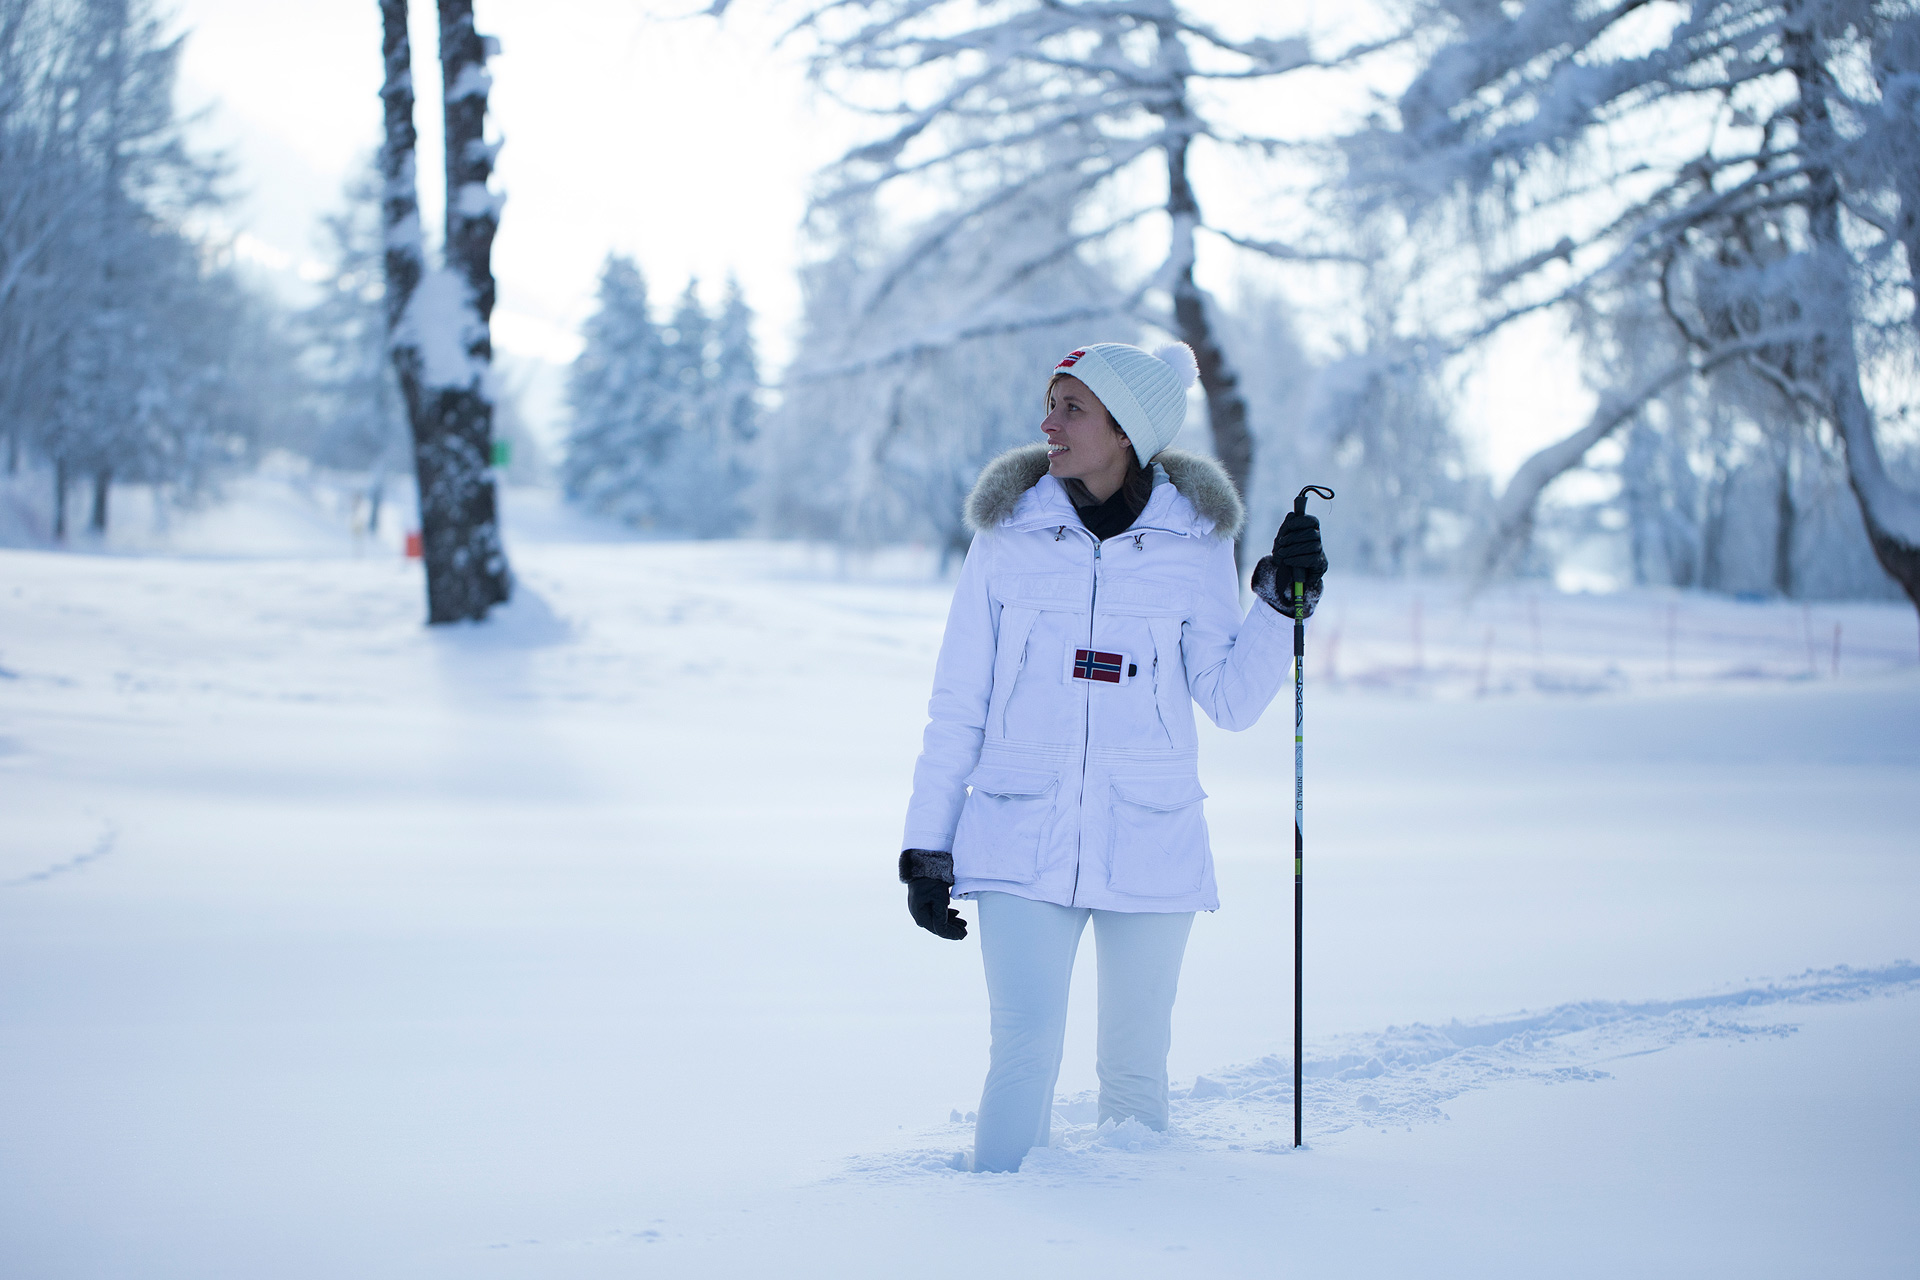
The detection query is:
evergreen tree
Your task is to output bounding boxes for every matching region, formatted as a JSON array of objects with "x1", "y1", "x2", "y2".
[
  {"x1": 562, "y1": 254, "x2": 674, "y2": 524},
  {"x1": 301, "y1": 163, "x2": 408, "y2": 531},
  {"x1": 563, "y1": 262, "x2": 758, "y2": 537},
  {"x1": 713, "y1": 275, "x2": 760, "y2": 456}
]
